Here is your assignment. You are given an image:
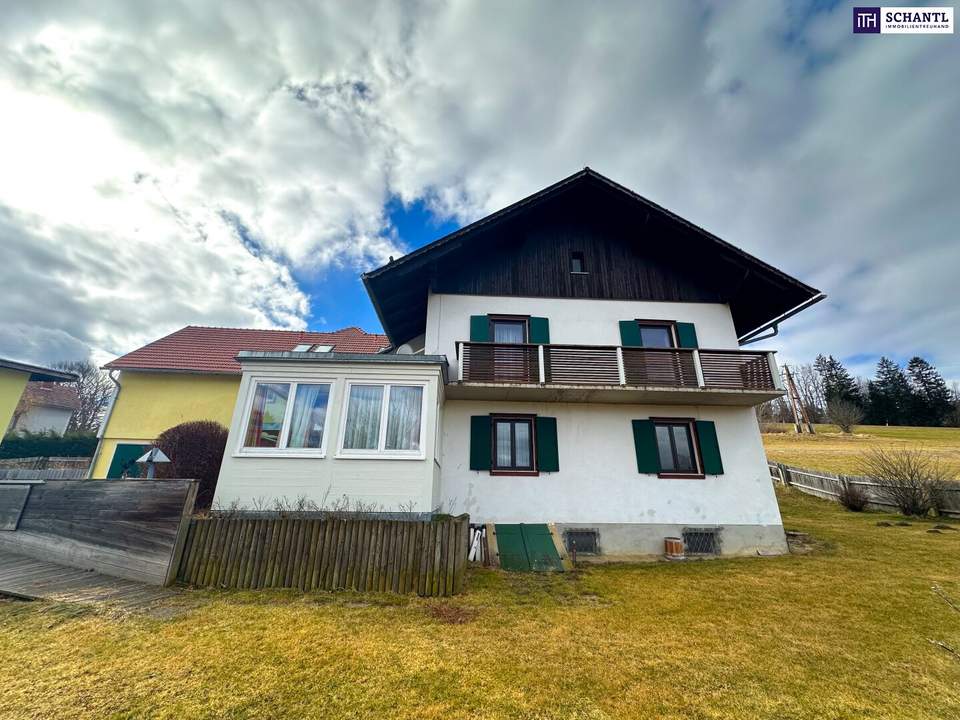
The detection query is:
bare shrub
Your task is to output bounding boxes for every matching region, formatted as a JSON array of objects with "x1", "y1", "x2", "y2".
[
  {"x1": 859, "y1": 447, "x2": 950, "y2": 517},
  {"x1": 825, "y1": 399, "x2": 864, "y2": 434},
  {"x1": 837, "y1": 481, "x2": 870, "y2": 512}
]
